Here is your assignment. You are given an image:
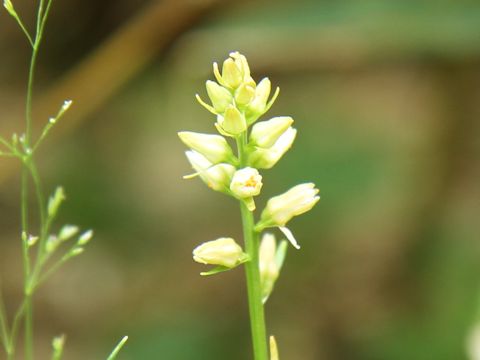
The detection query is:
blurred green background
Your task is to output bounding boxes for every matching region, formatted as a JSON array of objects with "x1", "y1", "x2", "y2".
[{"x1": 1, "y1": 0, "x2": 480, "y2": 359}]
